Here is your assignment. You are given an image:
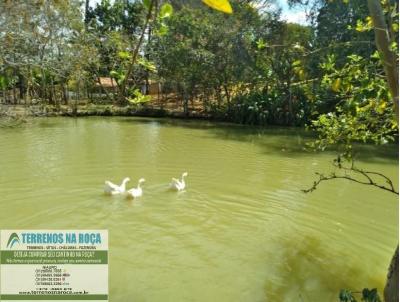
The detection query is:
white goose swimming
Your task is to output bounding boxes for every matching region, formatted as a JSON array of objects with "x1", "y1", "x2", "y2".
[
  {"x1": 126, "y1": 178, "x2": 146, "y2": 199},
  {"x1": 104, "y1": 177, "x2": 130, "y2": 195},
  {"x1": 170, "y1": 172, "x2": 188, "y2": 191}
]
